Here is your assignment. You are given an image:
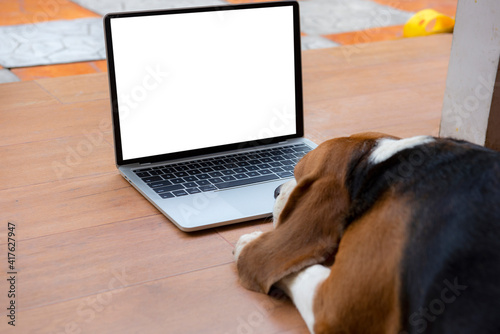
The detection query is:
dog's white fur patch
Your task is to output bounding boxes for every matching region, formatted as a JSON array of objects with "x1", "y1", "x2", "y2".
[
  {"x1": 369, "y1": 135, "x2": 435, "y2": 164},
  {"x1": 273, "y1": 179, "x2": 297, "y2": 228},
  {"x1": 276, "y1": 265, "x2": 331, "y2": 334},
  {"x1": 234, "y1": 231, "x2": 263, "y2": 262}
]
